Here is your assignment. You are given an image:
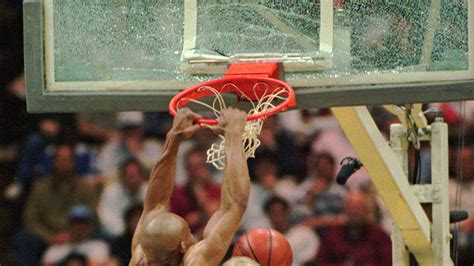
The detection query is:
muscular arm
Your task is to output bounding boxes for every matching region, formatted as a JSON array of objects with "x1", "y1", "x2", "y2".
[
  {"x1": 131, "y1": 109, "x2": 200, "y2": 254},
  {"x1": 197, "y1": 109, "x2": 250, "y2": 264},
  {"x1": 143, "y1": 130, "x2": 181, "y2": 212},
  {"x1": 131, "y1": 130, "x2": 181, "y2": 256},
  {"x1": 142, "y1": 109, "x2": 200, "y2": 213},
  {"x1": 203, "y1": 132, "x2": 250, "y2": 235},
  {"x1": 220, "y1": 133, "x2": 251, "y2": 210}
]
